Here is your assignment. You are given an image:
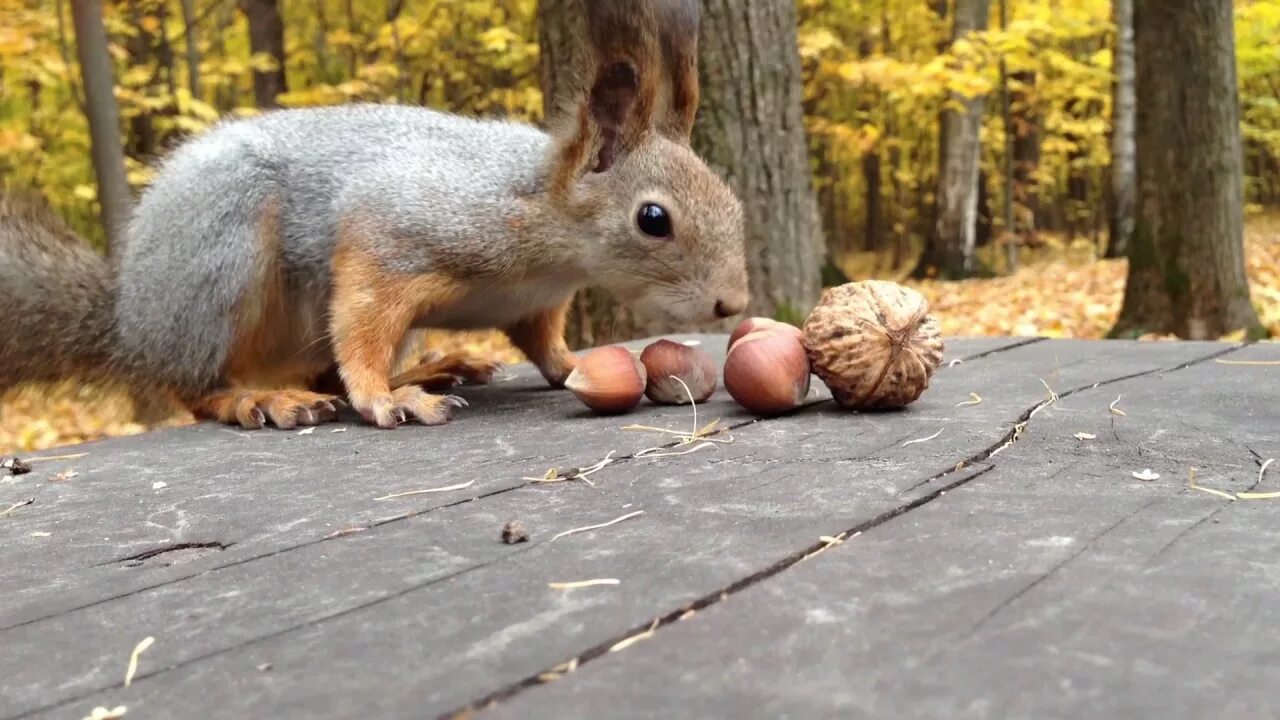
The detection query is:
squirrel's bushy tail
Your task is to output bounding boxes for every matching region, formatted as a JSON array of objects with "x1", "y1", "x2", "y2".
[{"x1": 0, "y1": 192, "x2": 119, "y2": 389}]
